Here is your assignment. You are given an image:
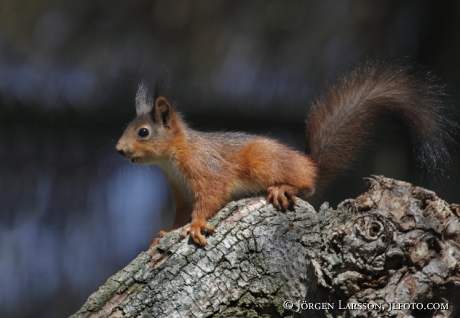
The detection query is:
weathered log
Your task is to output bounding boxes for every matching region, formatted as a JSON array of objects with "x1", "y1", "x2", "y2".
[{"x1": 70, "y1": 176, "x2": 460, "y2": 318}]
